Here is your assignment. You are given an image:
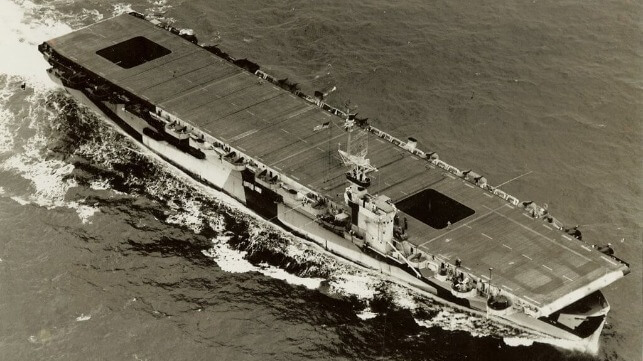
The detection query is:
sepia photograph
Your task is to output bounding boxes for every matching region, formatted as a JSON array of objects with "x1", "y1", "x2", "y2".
[{"x1": 0, "y1": 1, "x2": 640, "y2": 360}]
